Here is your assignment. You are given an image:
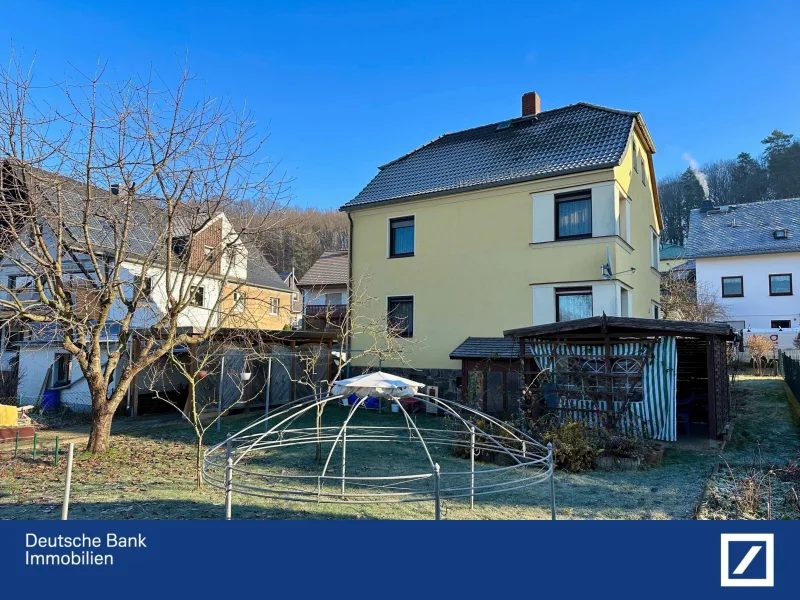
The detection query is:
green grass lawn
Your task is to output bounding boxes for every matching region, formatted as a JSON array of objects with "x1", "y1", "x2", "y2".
[{"x1": 1, "y1": 376, "x2": 797, "y2": 520}]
